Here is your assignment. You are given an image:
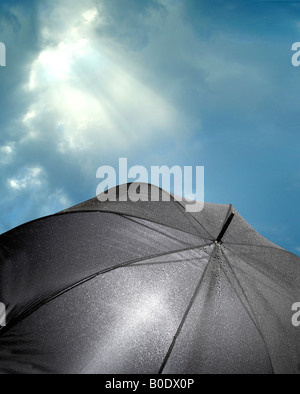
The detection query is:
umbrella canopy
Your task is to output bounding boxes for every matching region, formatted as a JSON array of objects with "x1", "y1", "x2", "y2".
[{"x1": 0, "y1": 183, "x2": 299, "y2": 374}]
